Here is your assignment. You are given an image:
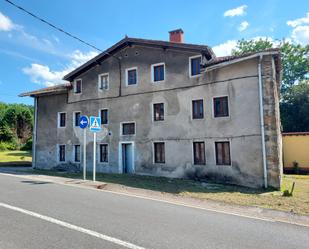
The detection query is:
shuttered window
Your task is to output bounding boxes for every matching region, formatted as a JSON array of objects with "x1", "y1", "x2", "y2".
[
  {"x1": 192, "y1": 100, "x2": 204, "y2": 119},
  {"x1": 100, "y1": 109, "x2": 108, "y2": 125},
  {"x1": 193, "y1": 142, "x2": 205, "y2": 165},
  {"x1": 100, "y1": 144, "x2": 108, "y2": 163},
  {"x1": 154, "y1": 142, "x2": 165, "y2": 163},
  {"x1": 215, "y1": 141, "x2": 231, "y2": 165},
  {"x1": 122, "y1": 123, "x2": 135, "y2": 135},
  {"x1": 214, "y1": 96, "x2": 229, "y2": 117}
]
